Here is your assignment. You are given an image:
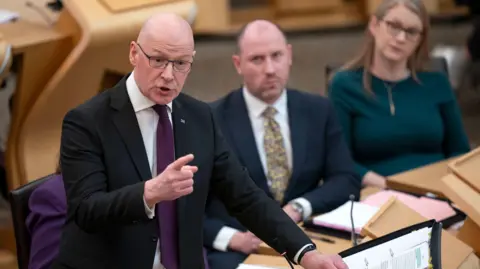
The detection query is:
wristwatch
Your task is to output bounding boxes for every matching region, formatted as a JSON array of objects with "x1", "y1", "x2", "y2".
[
  {"x1": 297, "y1": 244, "x2": 317, "y2": 264},
  {"x1": 291, "y1": 202, "x2": 304, "y2": 218}
]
